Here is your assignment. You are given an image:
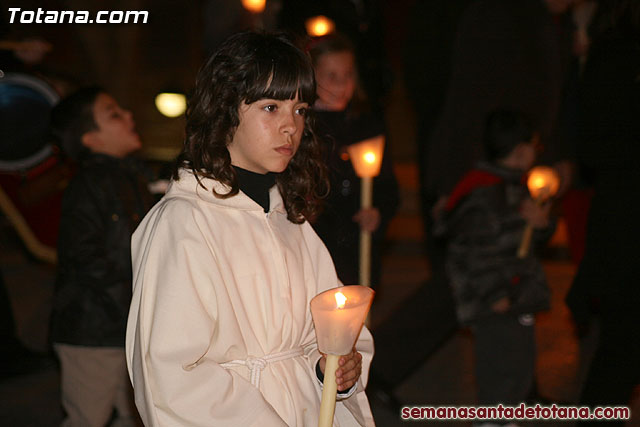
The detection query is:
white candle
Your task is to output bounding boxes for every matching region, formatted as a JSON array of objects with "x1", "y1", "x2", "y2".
[
  {"x1": 347, "y1": 136, "x2": 384, "y2": 290},
  {"x1": 318, "y1": 353, "x2": 340, "y2": 427},
  {"x1": 359, "y1": 176, "x2": 373, "y2": 288},
  {"x1": 310, "y1": 287, "x2": 375, "y2": 427}
]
